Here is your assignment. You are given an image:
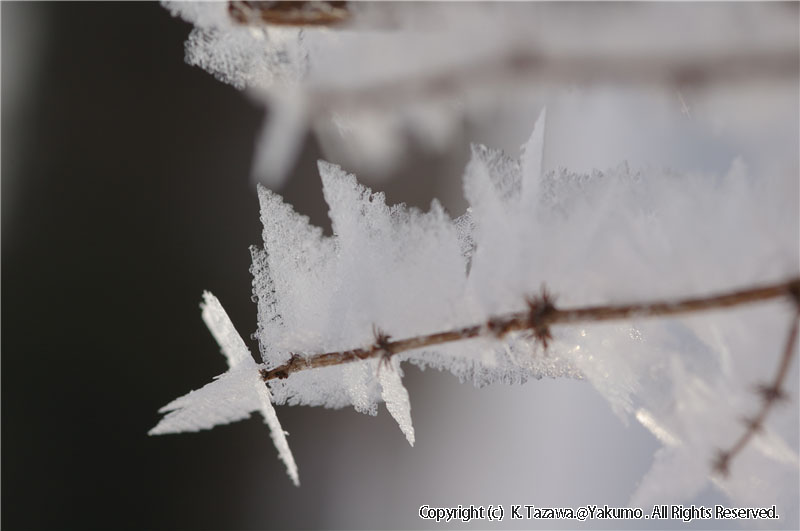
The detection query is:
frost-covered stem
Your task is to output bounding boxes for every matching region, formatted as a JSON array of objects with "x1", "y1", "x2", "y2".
[
  {"x1": 713, "y1": 307, "x2": 800, "y2": 476},
  {"x1": 260, "y1": 277, "x2": 800, "y2": 381}
]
